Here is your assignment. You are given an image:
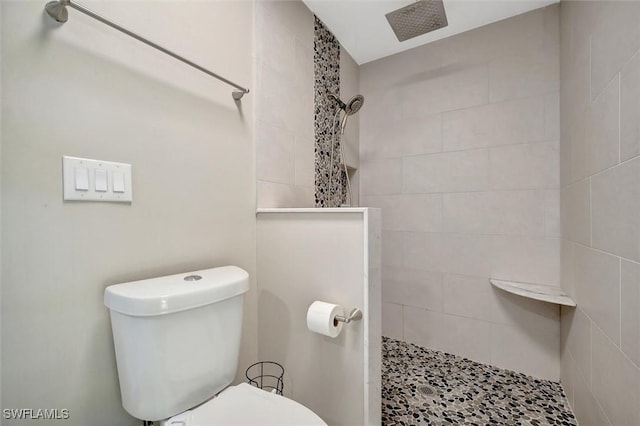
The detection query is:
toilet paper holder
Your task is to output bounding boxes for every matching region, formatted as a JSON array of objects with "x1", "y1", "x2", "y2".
[{"x1": 334, "y1": 308, "x2": 363, "y2": 324}]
